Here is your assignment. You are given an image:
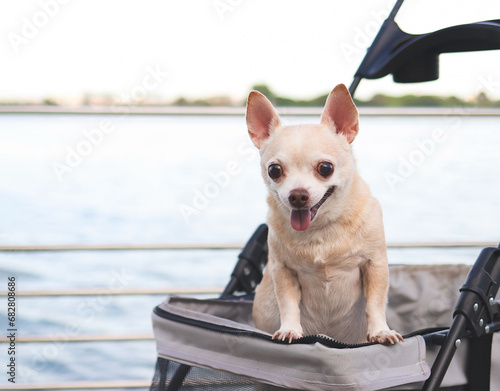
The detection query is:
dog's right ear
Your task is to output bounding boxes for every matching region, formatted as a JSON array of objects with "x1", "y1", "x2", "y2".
[{"x1": 246, "y1": 91, "x2": 281, "y2": 149}]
